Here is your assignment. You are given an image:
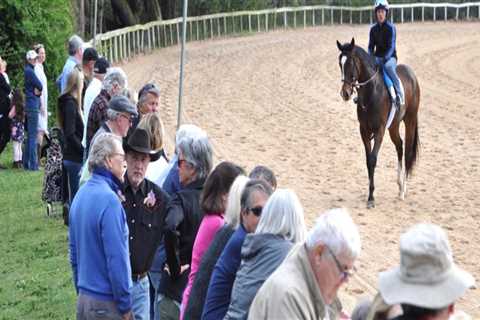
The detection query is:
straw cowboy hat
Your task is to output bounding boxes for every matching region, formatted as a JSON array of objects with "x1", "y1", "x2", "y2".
[
  {"x1": 124, "y1": 127, "x2": 161, "y2": 162},
  {"x1": 378, "y1": 223, "x2": 475, "y2": 309}
]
